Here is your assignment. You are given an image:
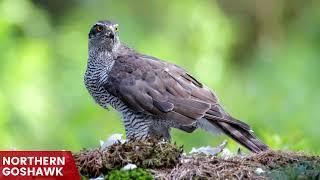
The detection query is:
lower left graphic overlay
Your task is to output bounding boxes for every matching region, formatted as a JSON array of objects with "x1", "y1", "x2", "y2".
[{"x1": 0, "y1": 151, "x2": 80, "y2": 179}]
